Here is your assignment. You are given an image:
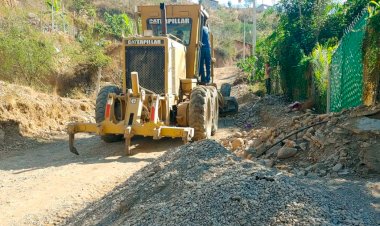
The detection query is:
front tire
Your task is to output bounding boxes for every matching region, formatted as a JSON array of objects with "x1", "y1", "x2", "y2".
[
  {"x1": 95, "y1": 85, "x2": 123, "y2": 143},
  {"x1": 189, "y1": 86, "x2": 213, "y2": 140}
]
